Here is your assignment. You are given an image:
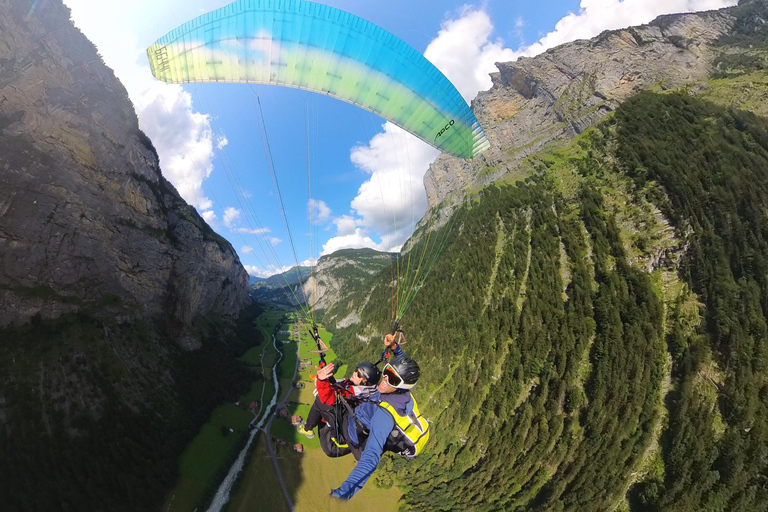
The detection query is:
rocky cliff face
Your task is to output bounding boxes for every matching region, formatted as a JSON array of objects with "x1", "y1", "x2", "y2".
[
  {"x1": 252, "y1": 249, "x2": 393, "y2": 327},
  {"x1": 303, "y1": 249, "x2": 393, "y2": 325},
  {"x1": 0, "y1": 0, "x2": 249, "y2": 344},
  {"x1": 423, "y1": 7, "x2": 735, "y2": 211}
]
